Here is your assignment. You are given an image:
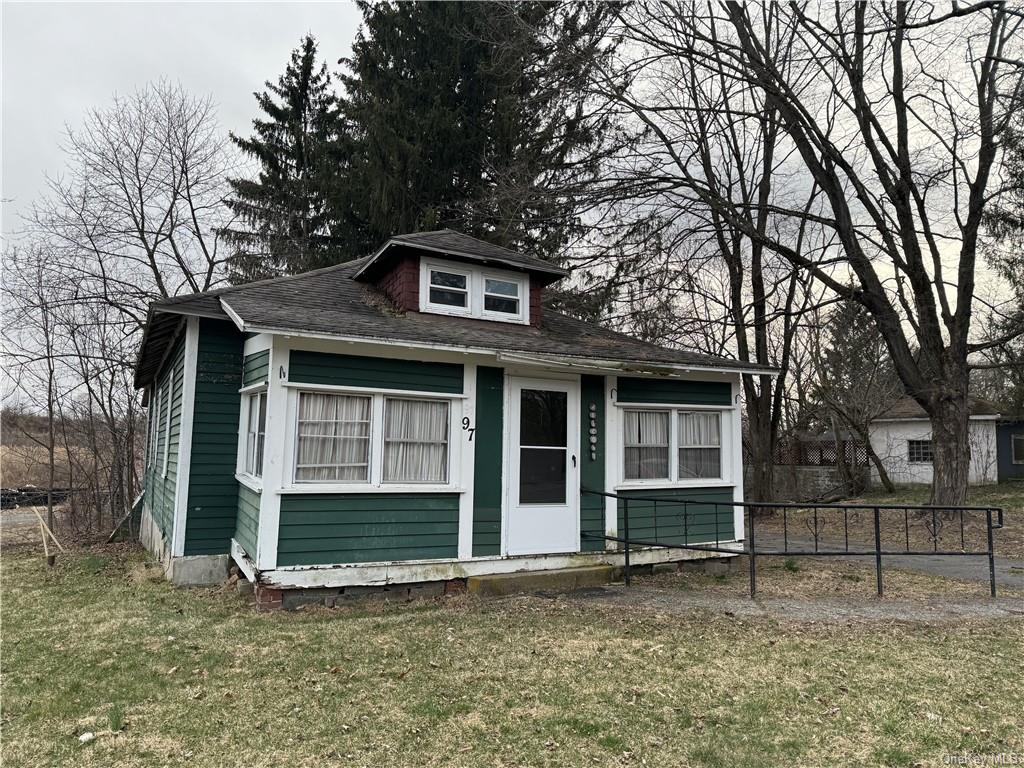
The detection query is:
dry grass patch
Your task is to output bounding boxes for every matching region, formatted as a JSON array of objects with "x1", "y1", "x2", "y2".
[{"x1": 2, "y1": 546, "x2": 1022, "y2": 768}]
